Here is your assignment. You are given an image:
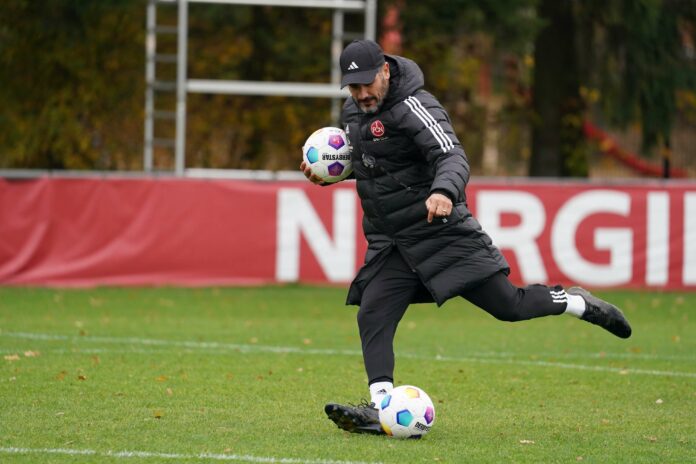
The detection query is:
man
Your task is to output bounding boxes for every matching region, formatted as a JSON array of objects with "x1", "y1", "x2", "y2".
[{"x1": 300, "y1": 40, "x2": 632, "y2": 436}]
